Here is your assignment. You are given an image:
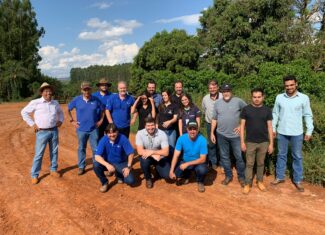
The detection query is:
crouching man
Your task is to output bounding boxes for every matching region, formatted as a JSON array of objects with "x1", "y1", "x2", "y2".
[
  {"x1": 136, "y1": 117, "x2": 170, "y2": 189},
  {"x1": 169, "y1": 121, "x2": 208, "y2": 193},
  {"x1": 93, "y1": 123, "x2": 135, "y2": 193}
]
